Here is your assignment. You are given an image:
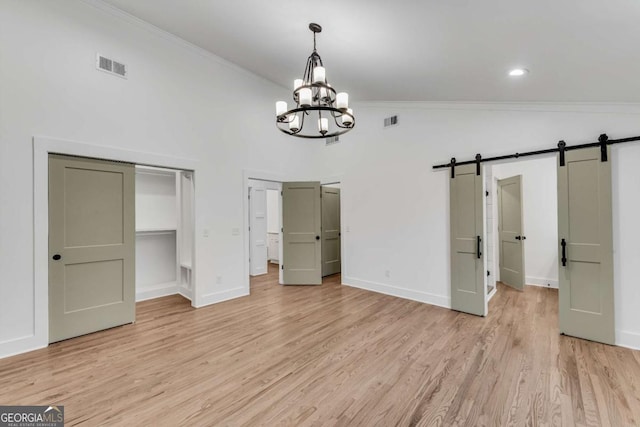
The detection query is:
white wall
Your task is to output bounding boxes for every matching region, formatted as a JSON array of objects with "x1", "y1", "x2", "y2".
[
  {"x1": 135, "y1": 168, "x2": 177, "y2": 231},
  {"x1": 308, "y1": 102, "x2": 640, "y2": 349},
  {"x1": 266, "y1": 189, "x2": 280, "y2": 234},
  {"x1": 490, "y1": 157, "x2": 558, "y2": 288},
  {"x1": 0, "y1": 0, "x2": 311, "y2": 358}
]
